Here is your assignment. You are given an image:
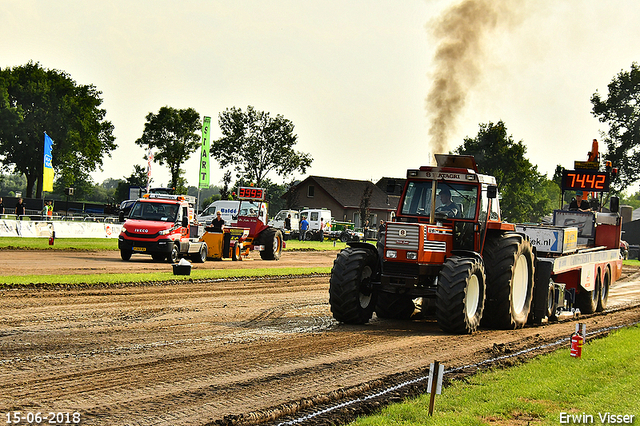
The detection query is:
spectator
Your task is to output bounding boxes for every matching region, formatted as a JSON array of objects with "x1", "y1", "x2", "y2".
[
  {"x1": 319, "y1": 218, "x2": 325, "y2": 242},
  {"x1": 285, "y1": 214, "x2": 291, "y2": 231},
  {"x1": 15, "y1": 198, "x2": 26, "y2": 219},
  {"x1": 0, "y1": 197, "x2": 4, "y2": 215},
  {"x1": 299, "y1": 216, "x2": 309, "y2": 241}
]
